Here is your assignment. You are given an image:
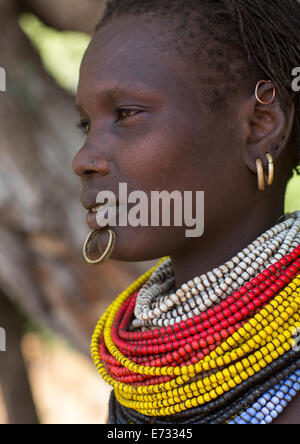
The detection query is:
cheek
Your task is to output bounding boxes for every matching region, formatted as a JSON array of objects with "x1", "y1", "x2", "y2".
[
  {"x1": 115, "y1": 110, "x2": 247, "y2": 222},
  {"x1": 116, "y1": 124, "x2": 204, "y2": 194}
]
